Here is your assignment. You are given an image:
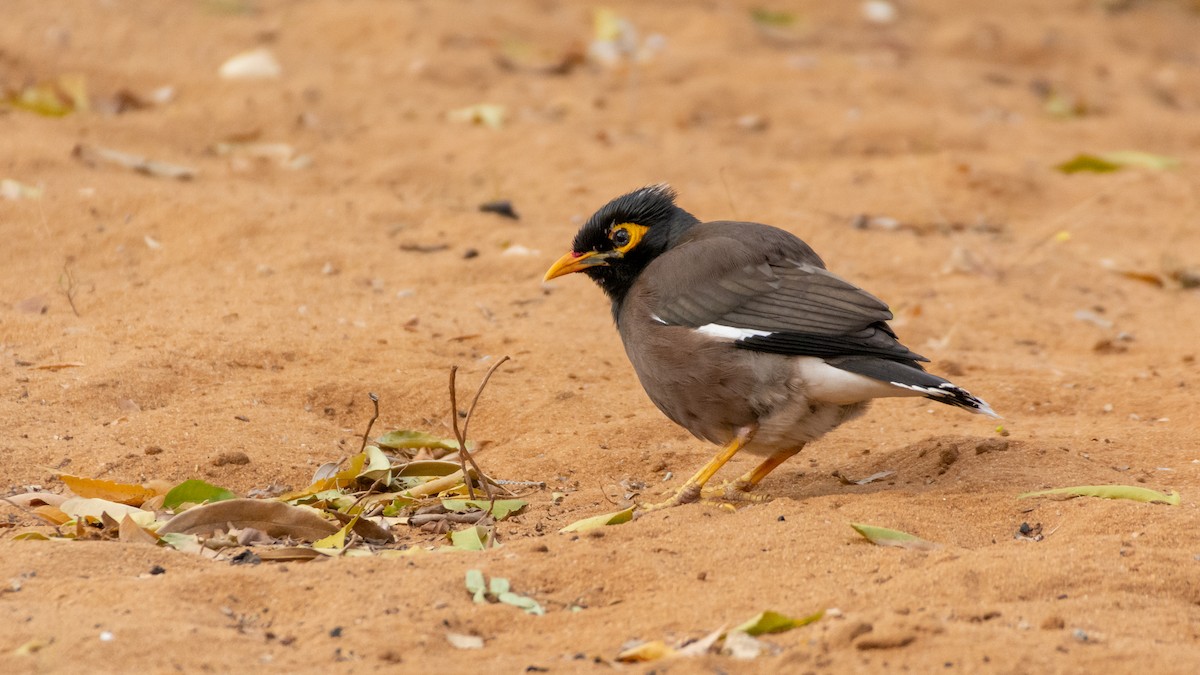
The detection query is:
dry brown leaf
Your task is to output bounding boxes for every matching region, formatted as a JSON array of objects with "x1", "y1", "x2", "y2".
[
  {"x1": 256, "y1": 547, "x2": 324, "y2": 562},
  {"x1": 72, "y1": 144, "x2": 197, "y2": 180},
  {"x1": 675, "y1": 625, "x2": 726, "y2": 658},
  {"x1": 33, "y1": 362, "x2": 85, "y2": 371},
  {"x1": 1114, "y1": 269, "x2": 1166, "y2": 287},
  {"x1": 100, "y1": 511, "x2": 121, "y2": 531},
  {"x1": 2, "y1": 492, "x2": 68, "y2": 508},
  {"x1": 328, "y1": 510, "x2": 394, "y2": 544},
  {"x1": 118, "y1": 514, "x2": 160, "y2": 545},
  {"x1": 158, "y1": 499, "x2": 338, "y2": 541},
  {"x1": 60, "y1": 474, "x2": 156, "y2": 505}
]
